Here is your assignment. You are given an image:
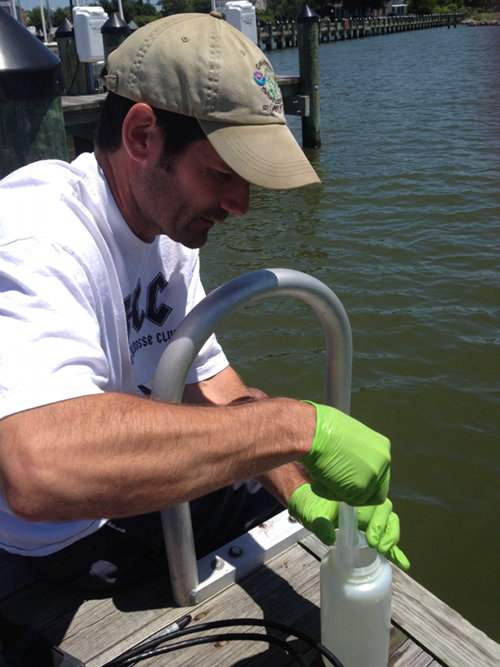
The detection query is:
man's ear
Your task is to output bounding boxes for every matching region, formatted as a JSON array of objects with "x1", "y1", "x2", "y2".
[{"x1": 121, "y1": 103, "x2": 162, "y2": 163}]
